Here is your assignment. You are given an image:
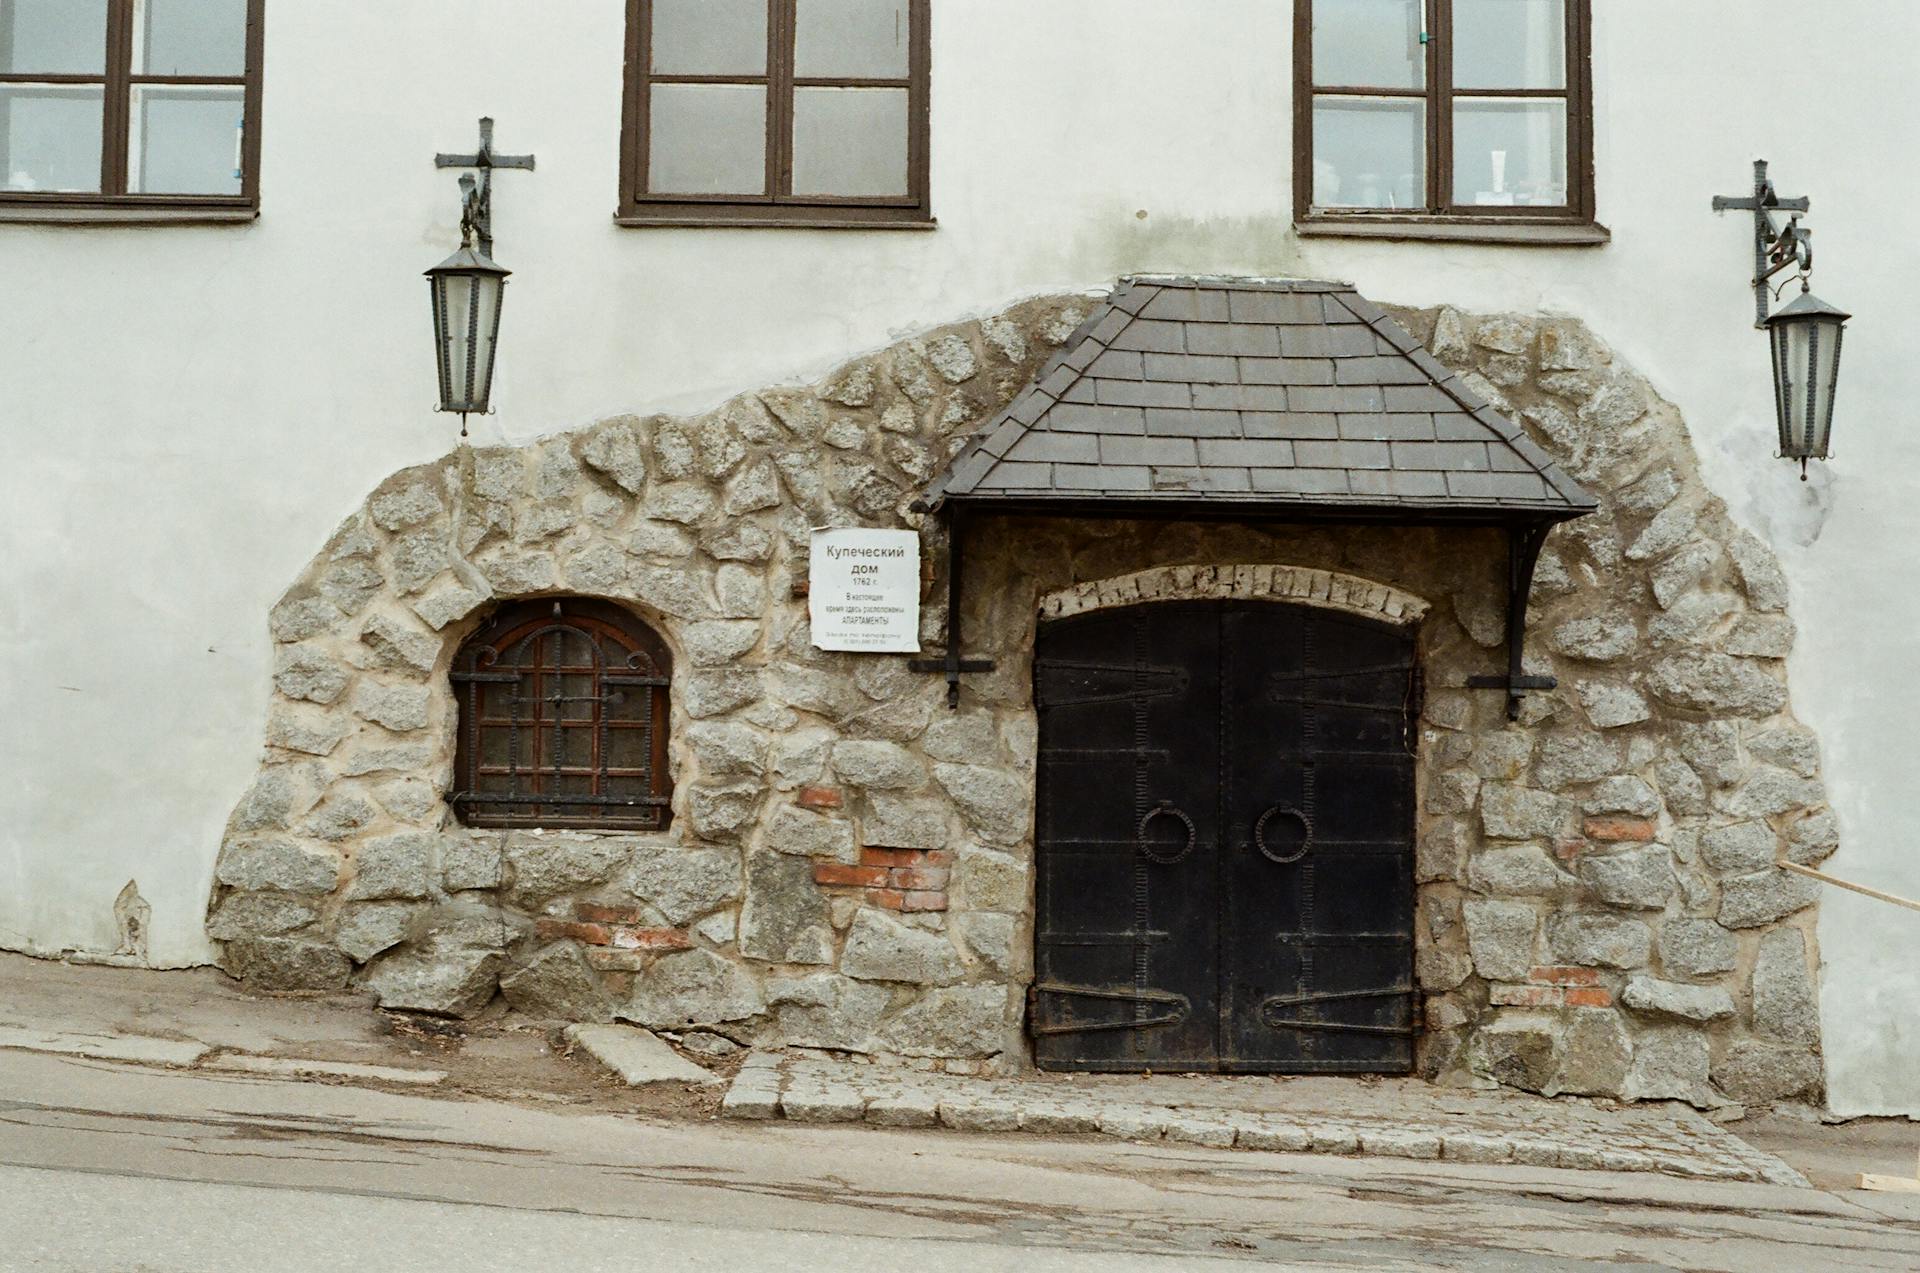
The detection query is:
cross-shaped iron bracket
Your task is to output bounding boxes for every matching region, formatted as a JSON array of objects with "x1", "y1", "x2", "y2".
[
  {"x1": 1712, "y1": 159, "x2": 1812, "y2": 328},
  {"x1": 435, "y1": 116, "x2": 535, "y2": 258}
]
